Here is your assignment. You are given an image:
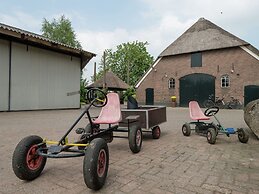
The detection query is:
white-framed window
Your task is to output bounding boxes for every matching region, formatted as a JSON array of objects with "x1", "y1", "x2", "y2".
[
  {"x1": 168, "y1": 78, "x2": 175, "y2": 89},
  {"x1": 221, "y1": 75, "x2": 230, "y2": 88}
]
